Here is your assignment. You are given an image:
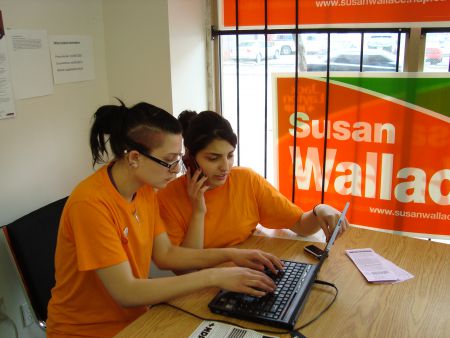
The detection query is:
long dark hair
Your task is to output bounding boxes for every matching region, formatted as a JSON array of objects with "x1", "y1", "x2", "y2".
[
  {"x1": 178, "y1": 110, "x2": 237, "y2": 156},
  {"x1": 89, "y1": 99, "x2": 181, "y2": 166}
]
